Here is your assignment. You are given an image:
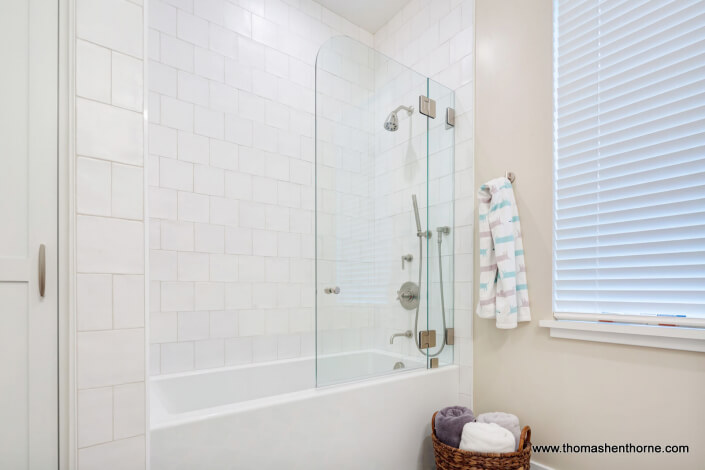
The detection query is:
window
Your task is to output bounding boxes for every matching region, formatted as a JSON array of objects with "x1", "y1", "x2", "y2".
[{"x1": 547, "y1": 0, "x2": 705, "y2": 350}]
